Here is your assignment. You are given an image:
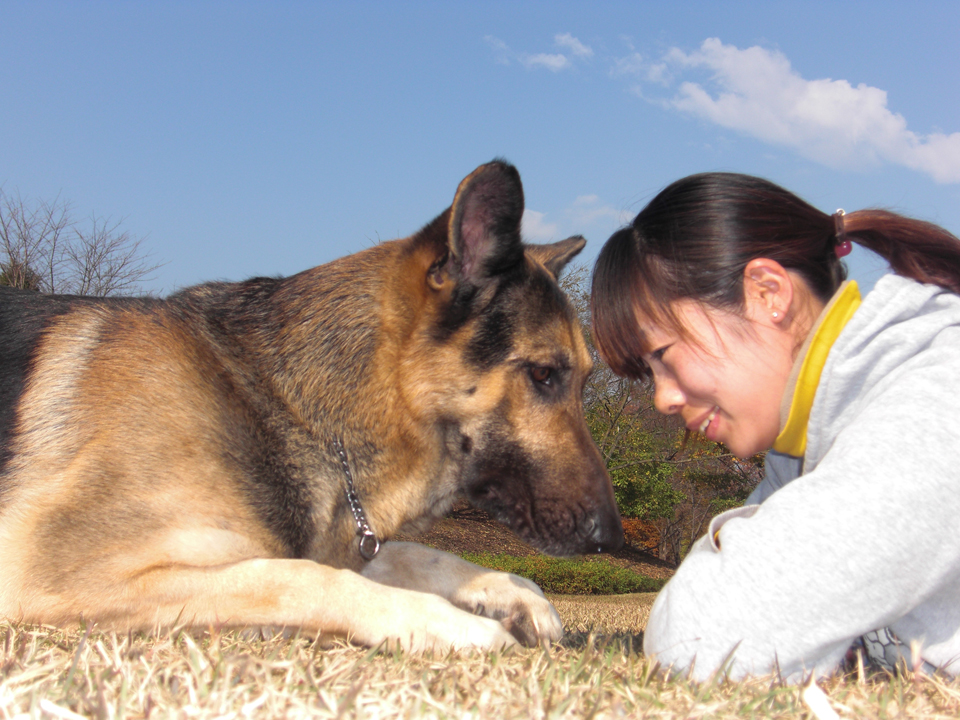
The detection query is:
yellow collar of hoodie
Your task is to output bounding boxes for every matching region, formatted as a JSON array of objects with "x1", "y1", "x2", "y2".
[{"x1": 772, "y1": 281, "x2": 862, "y2": 458}]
